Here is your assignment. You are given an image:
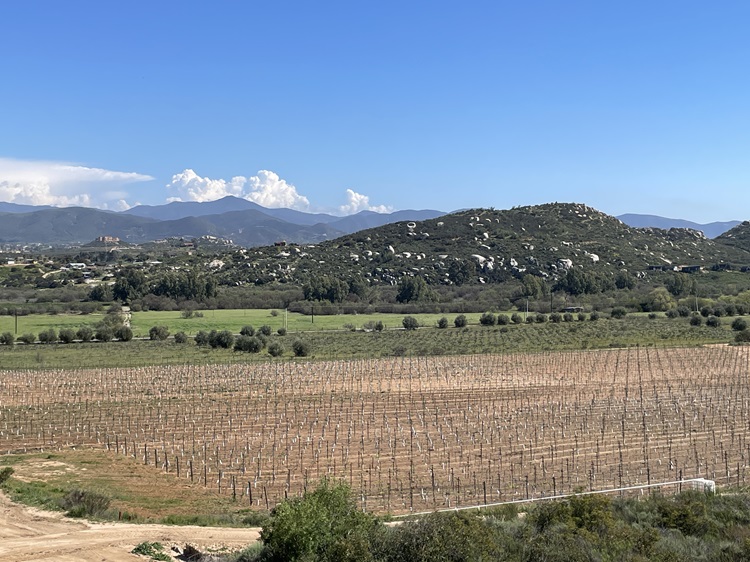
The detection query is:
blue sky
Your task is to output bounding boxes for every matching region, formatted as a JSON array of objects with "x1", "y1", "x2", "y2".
[{"x1": 1, "y1": 1, "x2": 748, "y2": 221}]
